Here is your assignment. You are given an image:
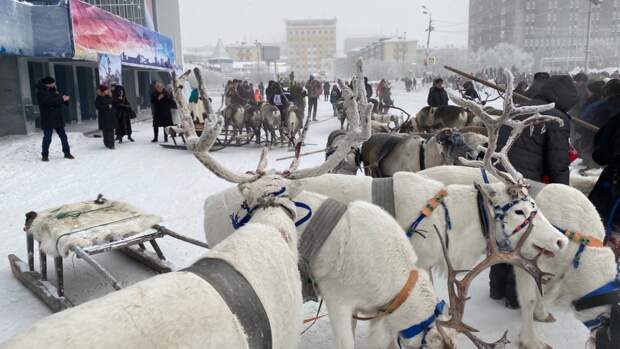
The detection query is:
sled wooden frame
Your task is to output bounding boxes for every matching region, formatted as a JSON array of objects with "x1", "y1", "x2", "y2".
[{"x1": 8, "y1": 224, "x2": 209, "y2": 313}]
